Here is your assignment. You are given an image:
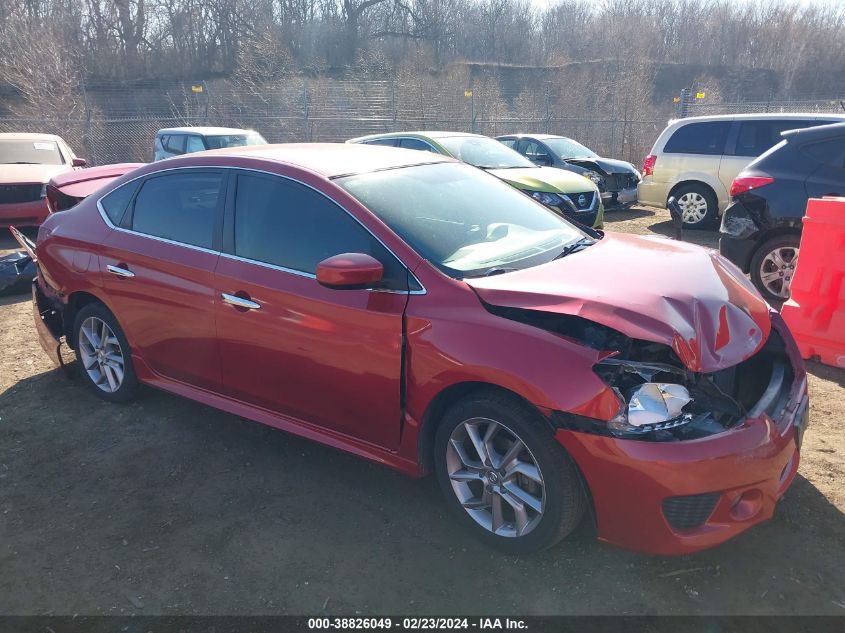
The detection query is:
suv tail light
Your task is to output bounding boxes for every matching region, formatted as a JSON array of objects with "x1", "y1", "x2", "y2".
[
  {"x1": 642, "y1": 154, "x2": 656, "y2": 177},
  {"x1": 729, "y1": 176, "x2": 774, "y2": 198}
]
